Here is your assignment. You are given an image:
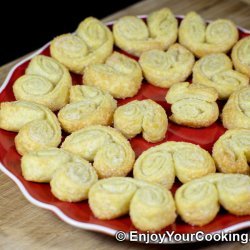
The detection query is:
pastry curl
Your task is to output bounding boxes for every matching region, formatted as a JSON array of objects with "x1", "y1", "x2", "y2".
[
  {"x1": 83, "y1": 52, "x2": 143, "y2": 98},
  {"x1": 50, "y1": 157, "x2": 98, "y2": 202},
  {"x1": 0, "y1": 101, "x2": 61, "y2": 155},
  {"x1": 179, "y1": 12, "x2": 239, "y2": 57},
  {"x1": 212, "y1": 129, "x2": 250, "y2": 174},
  {"x1": 166, "y1": 82, "x2": 219, "y2": 127},
  {"x1": 222, "y1": 86, "x2": 250, "y2": 129},
  {"x1": 61, "y1": 125, "x2": 135, "y2": 178},
  {"x1": 134, "y1": 141, "x2": 215, "y2": 189},
  {"x1": 139, "y1": 43, "x2": 195, "y2": 88},
  {"x1": 232, "y1": 36, "x2": 250, "y2": 77},
  {"x1": 50, "y1": 17, "x2": 113, "y2": 74},
  {"x1": 192, "y1": 53, "x2": 249, "y2": 99},
  {"x1": 113, "y1": 99, "x2": 167, "y2": 142},
  {"x1": 113, "y1": 8, "x2": 178, "y2": 56},
  {"x1": 58, "y1": 85, "x2": 117, "y2": 133},
  {"x1": 13, "y1": 55, "x2": 72, "y2": 111},
  {"x1": 175, "y1": 180, "x2": 220, "y2": 226}
]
